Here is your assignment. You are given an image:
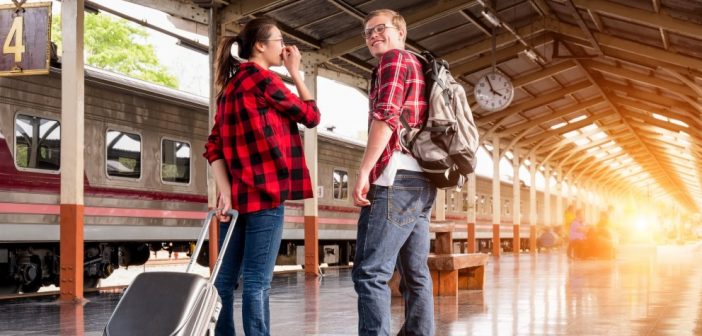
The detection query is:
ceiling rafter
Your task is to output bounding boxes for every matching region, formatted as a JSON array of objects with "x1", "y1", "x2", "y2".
[
  {"x1": 575, "y1": 59, "x2": 697, "y2": 211},
  {"x1": 550, "y1": 19, "x2": 702, "y2": 72},
  {"x1": 321, "y1": 0, "x2": 477, "y2": 60},
  {"x1": 478, "y1": 80, "x2": 591, "y2": 127},
  {"x1": 497, "y1": 96, "x2": 605, "y2": 137},
  {"x1": 572, "y1": 0, "x2": 702, "y2": 39},
  {"x1": 520, "y1": 110, "x2": 614, "y2": 147}
]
